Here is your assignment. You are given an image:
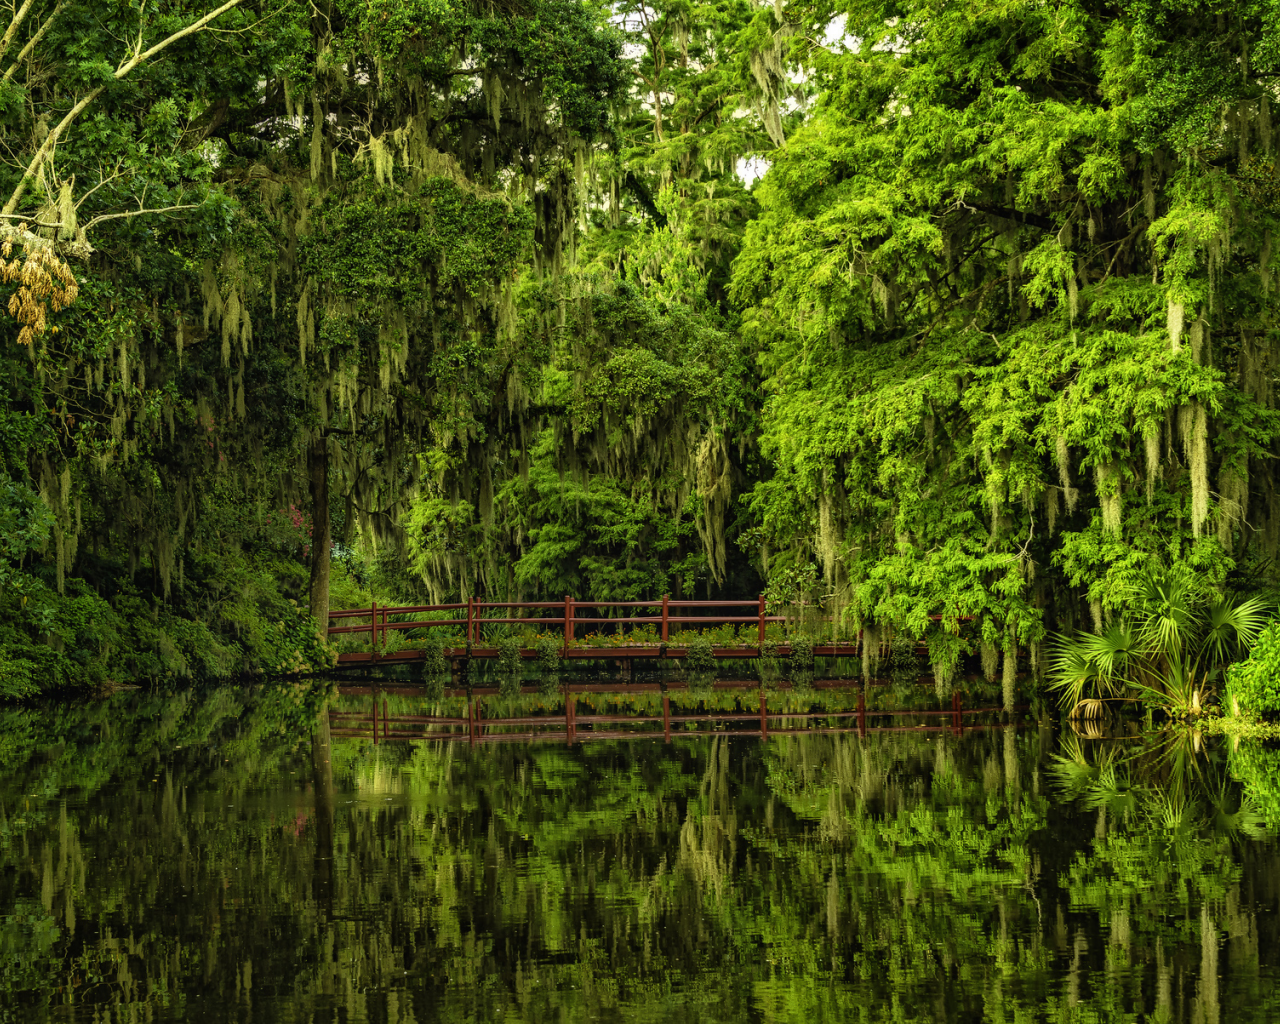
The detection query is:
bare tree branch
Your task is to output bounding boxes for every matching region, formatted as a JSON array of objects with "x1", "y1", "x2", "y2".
[
  {"x1": 114, "y1": 0, "x2": 246, "y2": 79},
  {"x1": 0, "y1": 212, "x2": 60, "y2": 227},
  {"x1": 2, "y1": 86, "x2": 105, "y2": 216},
  {"x1": 72, "y1": 160, "x2": 127, "y2": 209}
]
